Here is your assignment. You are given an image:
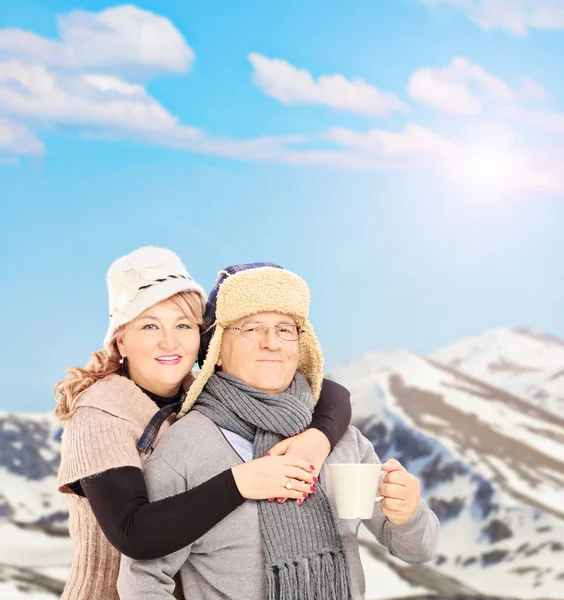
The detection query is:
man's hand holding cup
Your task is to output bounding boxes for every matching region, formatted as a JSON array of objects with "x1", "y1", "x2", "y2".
[{"x1": 379, "y1": 458, "x2": 421, "y2": 525}]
